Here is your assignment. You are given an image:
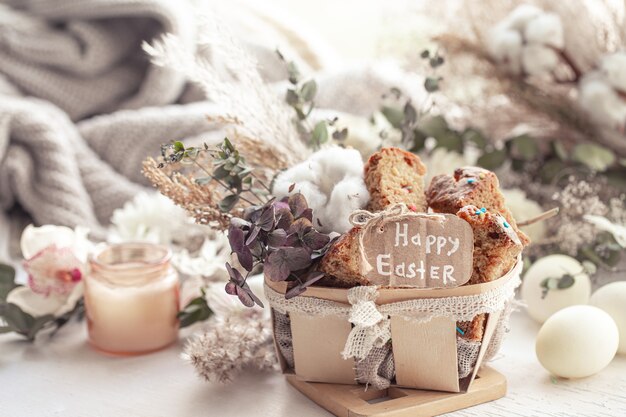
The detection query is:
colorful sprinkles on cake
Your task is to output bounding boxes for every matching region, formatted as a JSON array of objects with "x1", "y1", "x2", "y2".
[
  {"x1": 467, "y1": 178, "x2": 476, "y2": 184},
  {"x1": 474, "y1": 207, "x2": 487, "y2": 216},
  {"x1": 503, "y1": 220, "x2": 510, "y2": 228},
  {"x1": 456, "y1": 326, "x2": 465, "y2": 335}
]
